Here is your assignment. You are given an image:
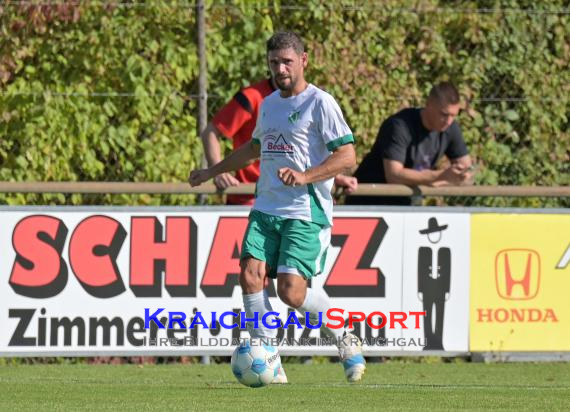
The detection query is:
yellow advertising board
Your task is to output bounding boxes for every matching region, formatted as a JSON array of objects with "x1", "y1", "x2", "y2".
[{"x1": 470, "y1": 214, "x2": 570, "y2": 351}]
